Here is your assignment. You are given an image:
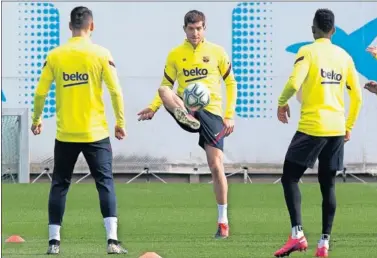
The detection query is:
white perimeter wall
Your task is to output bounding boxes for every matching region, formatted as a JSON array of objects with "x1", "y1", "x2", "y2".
[{"x1": 2, "y1": 1, "x2": 377, "y2": 166}]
